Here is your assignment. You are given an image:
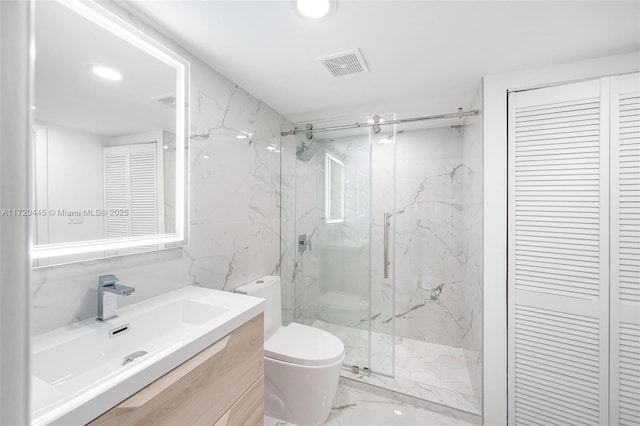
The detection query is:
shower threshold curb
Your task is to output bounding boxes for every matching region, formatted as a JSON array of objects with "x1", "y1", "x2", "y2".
[{"x1": 339, "y1": 371, "x2": 482, "y2": 425}]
